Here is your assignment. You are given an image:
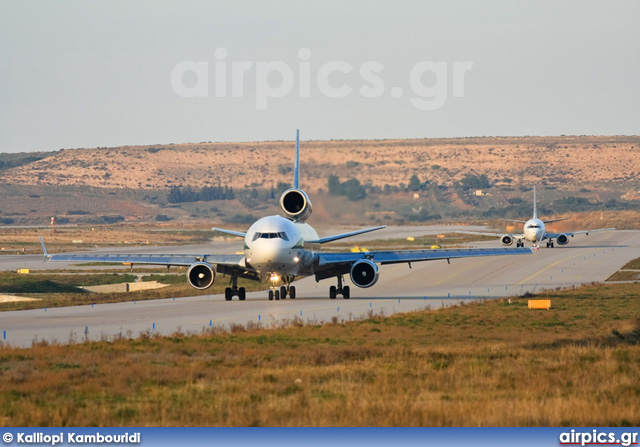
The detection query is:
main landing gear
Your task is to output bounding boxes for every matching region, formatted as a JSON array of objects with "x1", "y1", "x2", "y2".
[
  {"x1": 225, "y1": 273, "x2": 246, "y2": 301},
  {"x1": 516, "y1": 240, "x2": 524, "y2": 247},
  {"x1": 546, "y1": 240, "x2": 555, "y2": 248},
  {"x1": 329, "y1": 275, "x2": 350, "y2": 299}
]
